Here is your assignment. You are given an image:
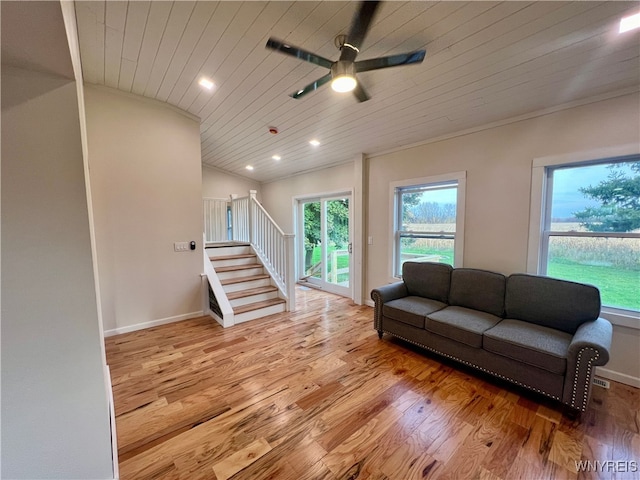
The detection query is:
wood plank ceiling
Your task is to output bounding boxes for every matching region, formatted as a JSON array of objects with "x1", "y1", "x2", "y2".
[{"x1": 74, "y1": 1, "x2": 640, "y2": 183}]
